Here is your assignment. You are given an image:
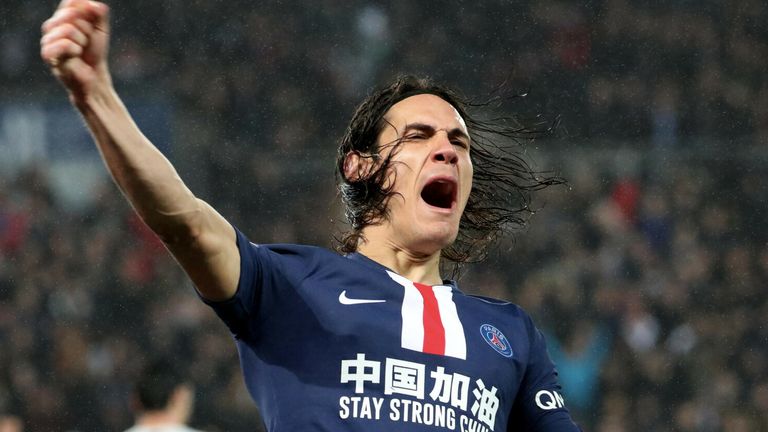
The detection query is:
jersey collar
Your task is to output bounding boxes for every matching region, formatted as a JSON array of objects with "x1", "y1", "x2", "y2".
[{"x1": 345, "y1": 252, "x2": 460, "y2": 291}]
